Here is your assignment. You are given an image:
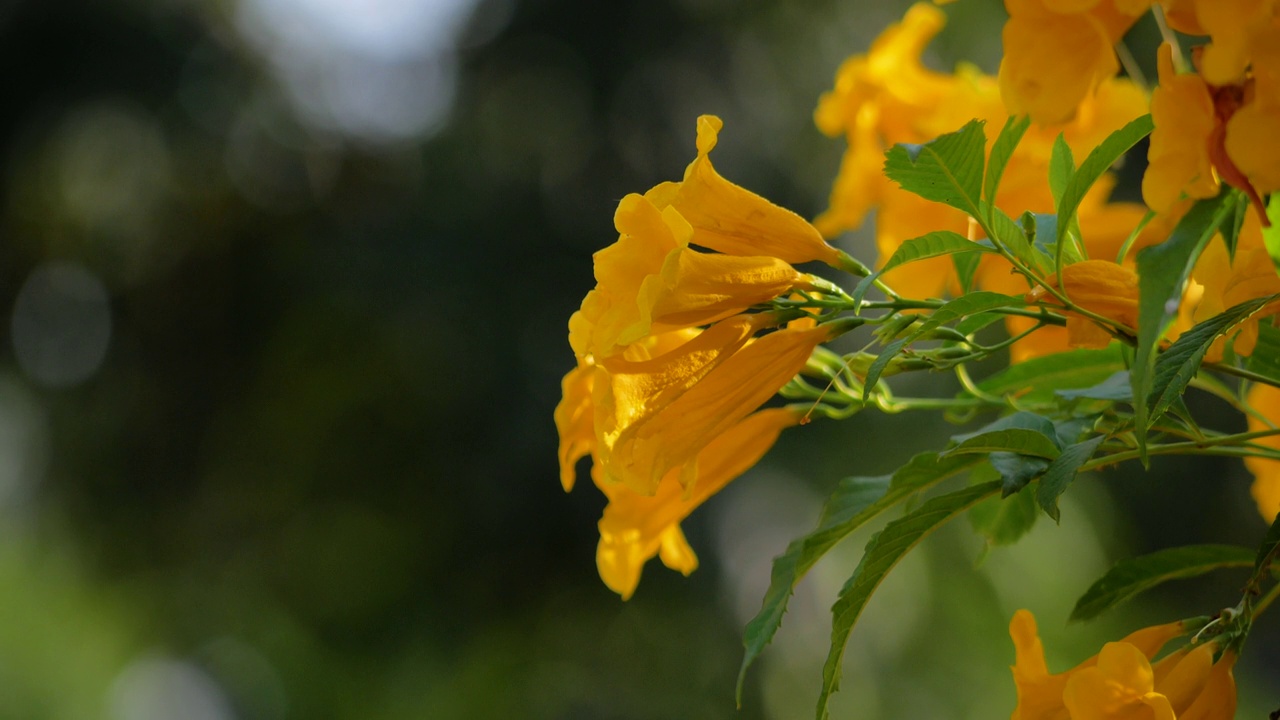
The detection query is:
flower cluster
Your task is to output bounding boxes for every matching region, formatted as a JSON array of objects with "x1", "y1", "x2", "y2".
[
  {"x1": 1010, "y1": 610, "x2": 1237, "y2": 720},
  {"x1": 555, "y1": 116, "x2": 854, "y2": 598},
  {"x1": 556, "y1": 1, "x2": 1280, "y2": 715}
]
